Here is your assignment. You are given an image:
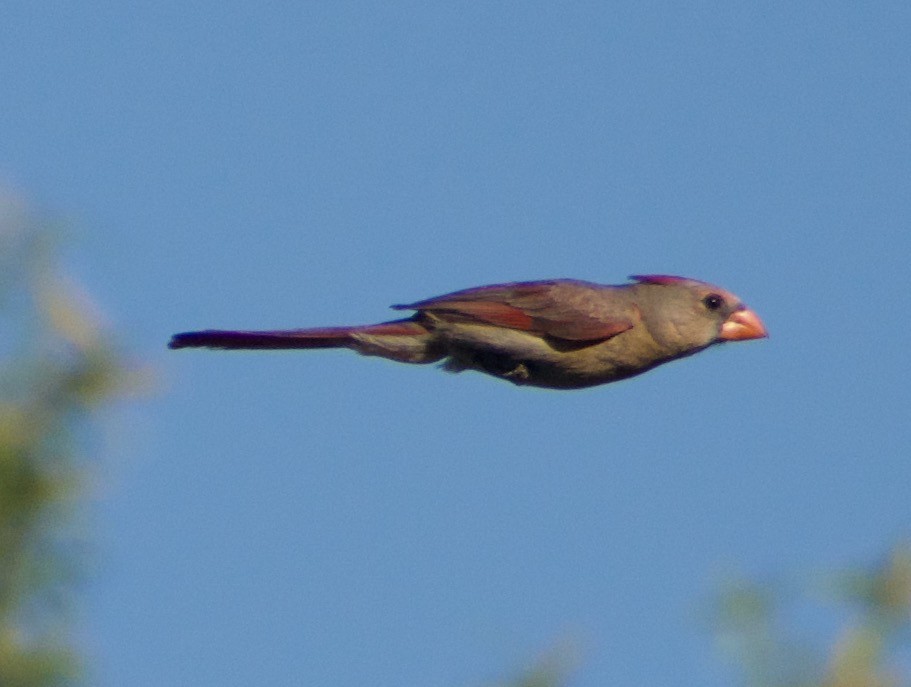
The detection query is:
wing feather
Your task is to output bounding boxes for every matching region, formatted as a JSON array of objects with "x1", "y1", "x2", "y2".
[{"x1": 393, "y1": 280, "x2": 634, "y2": 342}]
